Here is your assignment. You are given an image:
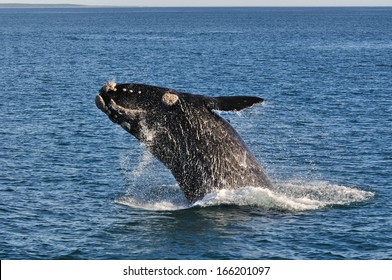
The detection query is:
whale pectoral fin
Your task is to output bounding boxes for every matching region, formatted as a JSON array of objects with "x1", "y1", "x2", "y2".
[{"x1": 212, "y1": 96, "x2": 264, "y2": 111}]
